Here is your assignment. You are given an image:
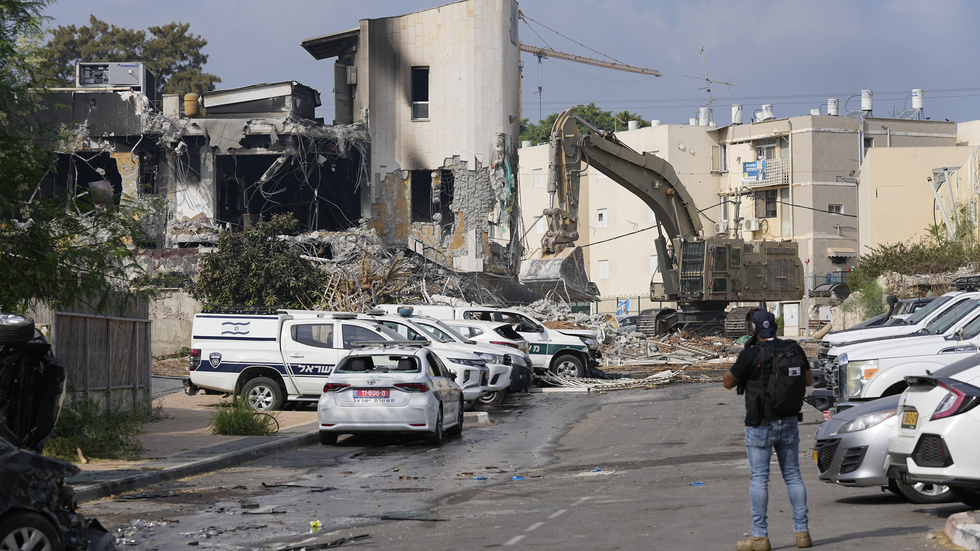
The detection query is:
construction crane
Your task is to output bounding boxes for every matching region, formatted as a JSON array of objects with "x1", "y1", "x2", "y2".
[{"x1": 518, "y1": 43, "x2": 660, "y2": 76}]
